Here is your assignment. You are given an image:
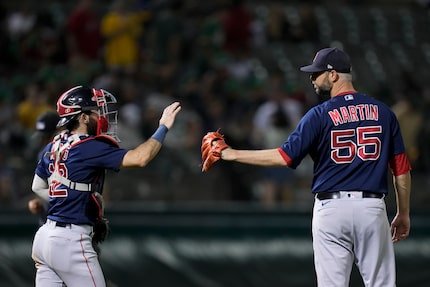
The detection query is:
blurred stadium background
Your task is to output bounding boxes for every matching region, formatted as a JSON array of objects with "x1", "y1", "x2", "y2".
[{"x1": 1, "y1": 0, "x2": 430, "y2": 286}]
